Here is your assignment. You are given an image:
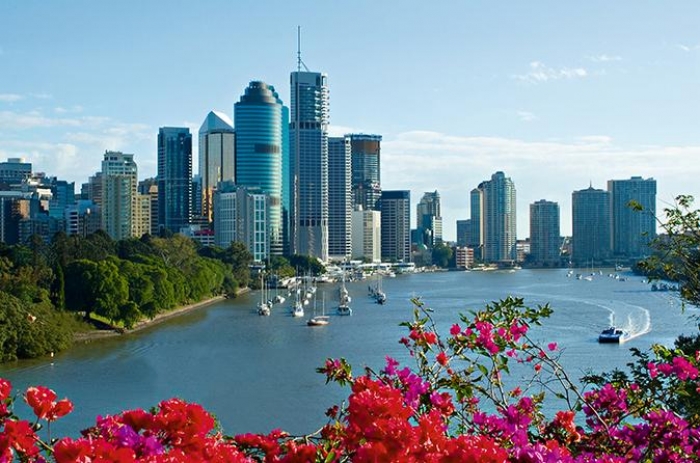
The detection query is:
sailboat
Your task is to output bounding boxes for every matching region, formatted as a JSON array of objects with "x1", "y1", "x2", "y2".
[
  {"x1": 374, "y1": 273, "x2": 386, "y2": 305},
  {"x1": 257, "y1": 273, "x2": 271, "y2": 316},
  {"x1": 291, "y1": 282, "x2": 304, "y2": 318},
  {"x1": 337, "y1": 272, "x2": 352, "y2": 316},
  {"x1": 308, "y1": 293, "x2": 330, "y2": 326}
]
